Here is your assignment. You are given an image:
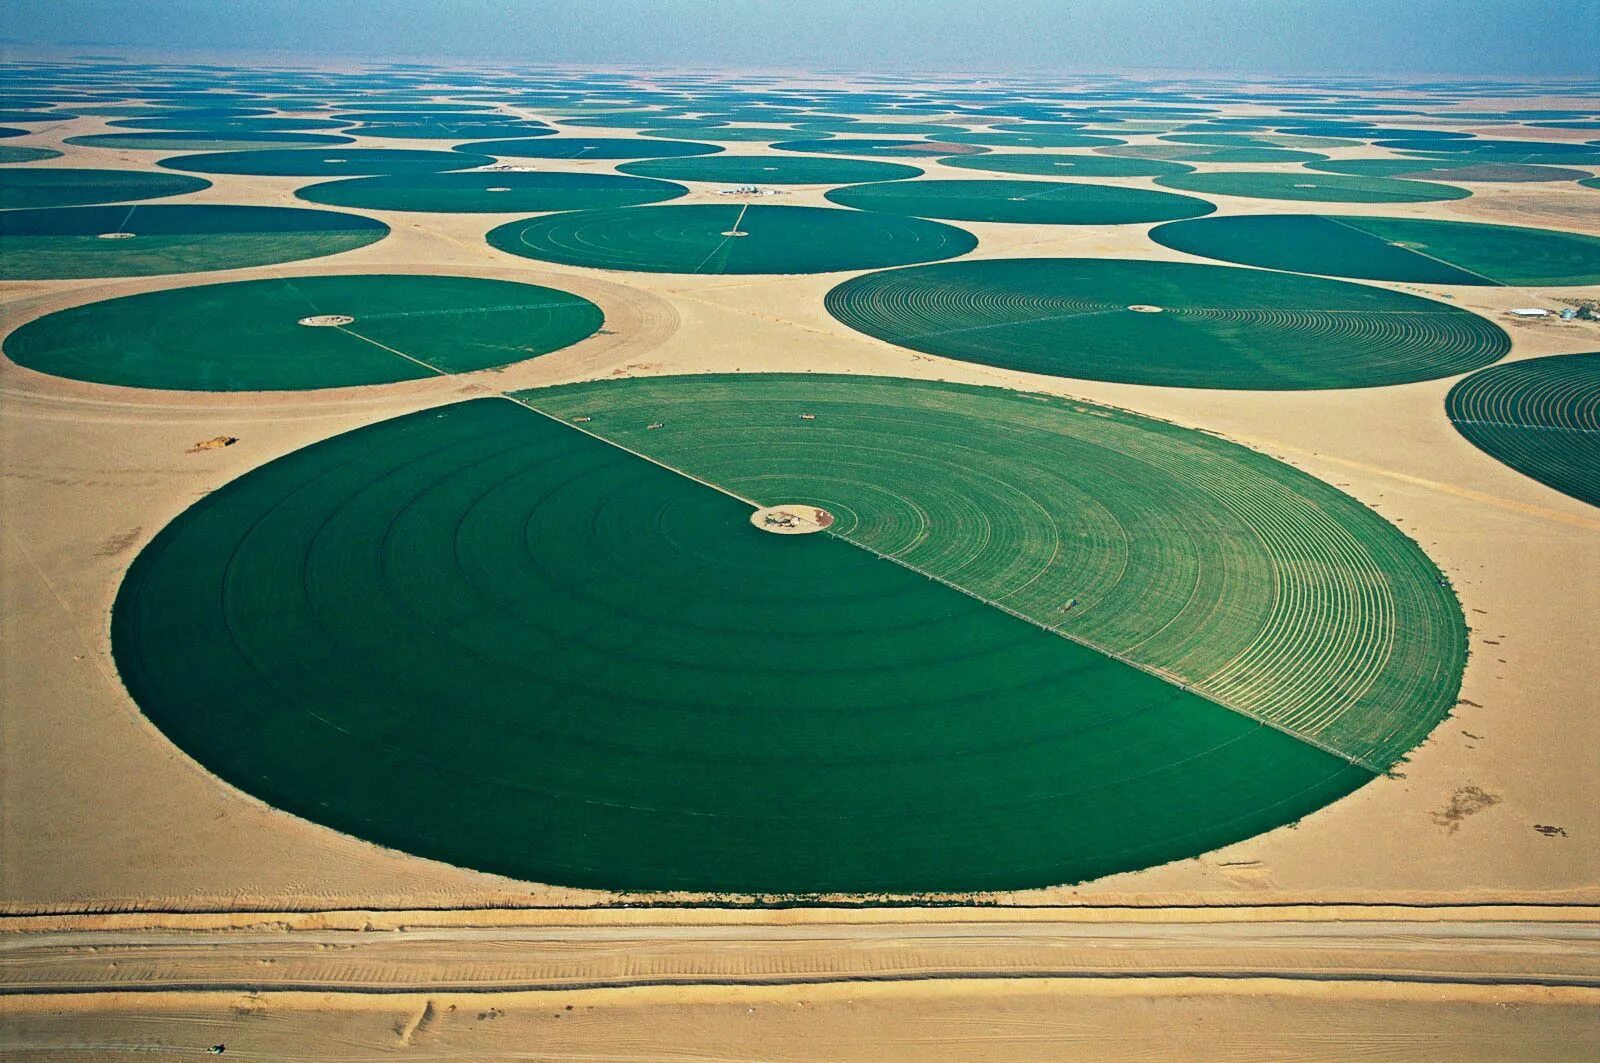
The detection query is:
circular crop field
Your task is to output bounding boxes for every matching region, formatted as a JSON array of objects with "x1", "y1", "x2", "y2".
[
  {"x1": 457, "y1": 136, "x2": 722, "y2": 159},
  {"x1": 487, "y1": 204, "x2": 976, "y2": 274},
  {"x1": 937, "y1": 152, "x2": 1195, "y2": 178},
  {"x1": 640, "y1": 125, "x2": 787, "y2": 142},
  {"x1": 826, "y1": 257, "x2": 1508, "y2": 389},
  {"x1": 1446, "y1": 352, "x2": 1600, "y2": 506},
  {"x1": 617, "y1": 154, "x2": 923, "y2": 184},
  {"x1": 774, "y1": 137, "x2": 988, "y2": 157},
  {"x1": 0, "y1": 204, "x2": 388, "y2": 279},
  {"x1": 0, "y1": 146, "x2": 63, "y2": 164},
  {"x1": 3, "y1": 274, "x2": 601, "y2": 391},
  {"x1": 112, "y1": 374, "x2": 1464, "y2": 893},
  {"x1": 824, "y1": 178, "x2": 1214, "y2": 224},
  {"x1": 348, "y1": 120, "x2": 556, "y2": 140},
  {"x1": 1153, "y1": 170, "x2": 1470, "y2": 203},
  {"x1": 65, "y1": 131, "x2": 356, "y2": 151},
  {"x1": 1151, "y1": 214, "x2": 1600, "y2": 286},
  {"x1": 297, "y1": 170, "x2": 687, "y2": 212},
  {"x1": 160, "y1": 147, "x2": 492, "y2": 176},
  {"x1": 0, "y1": 167, "x2": 211, "y2": 208},
  {"x1": 930, "y1": 131, "x2": 1124, "y2": 149},
  {"x1": 1306, "y1": 158, "x2": 1593, "y2": 183},
  {"x1": 1103, "y1": 144, "x2": 1329, "y2": 164}
]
